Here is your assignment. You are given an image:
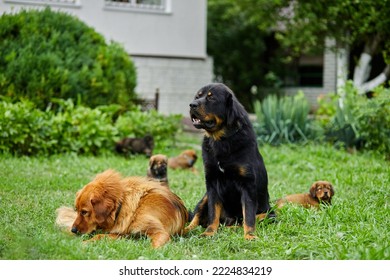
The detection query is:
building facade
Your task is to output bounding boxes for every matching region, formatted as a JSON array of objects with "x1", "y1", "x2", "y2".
[{"x1": 1, "y1": 0, "x2": 213, "y2": 116}]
